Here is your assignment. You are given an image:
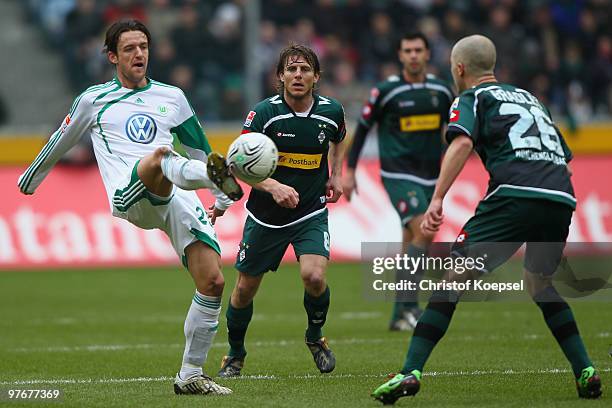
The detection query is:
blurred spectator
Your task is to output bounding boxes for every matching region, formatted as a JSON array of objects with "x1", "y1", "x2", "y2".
[
  {"x1": 262, "y1": 0, "x2": 308, "y2": 27},
  {"x1": 169, "y1": 64, "x2": 210, "y2": 118},
  {"x1": 255, "y1": 20, "x2": 283, "y2": 93},
  {"x1": 21, "y1": 0, "x2": 612, "y2": 123},
  {"x1": 360, "y1": 12, "x2": 397, "y2": 81},
  {"x1": 147, "y1": 0, "x2": 180, "y2": 40},
  {"x1": 169, "y1": 4, "x2": 209, "y2": 69},
  {"x1": 102, "y1": 0, "x2": 147, "y2": 25},
  {"x1": 586, "y1": 36, "x2": 612, "y2": 116},
  {"x1": 442, "y1": 8, "x2": 472, "y2": 44},
  {"x1": 64, "y1": 0, "x2": 104, "y2": 92},
  {"x1": 484, "y1": 6, "x2": 525, "y2": 83},
  {"x1": 29, "y1": 0, "x2": 75, "y2": 45},
  {"x1": 149, "y1": 37, "x2": 177, "y2": 85},
  {"x1": 418, "y1": 17, "x2": 451, "y2": 79}
]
